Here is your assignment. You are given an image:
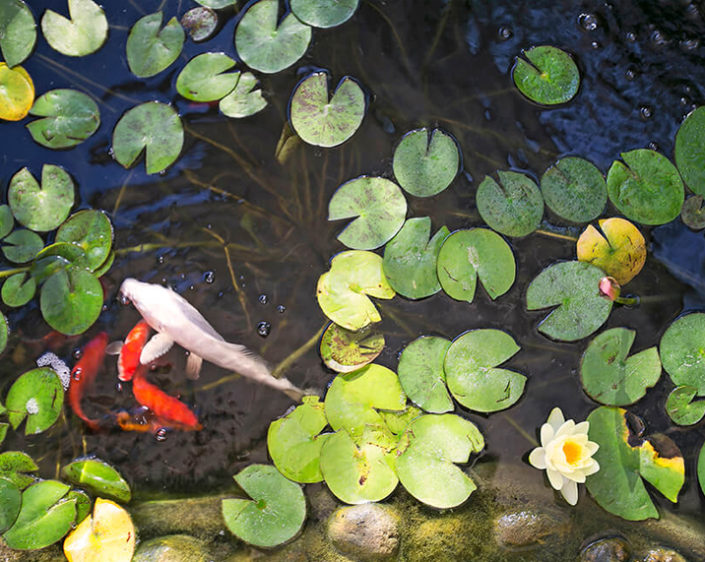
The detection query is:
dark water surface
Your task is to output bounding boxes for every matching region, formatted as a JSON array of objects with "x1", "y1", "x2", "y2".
[{"x1": 1, "y1": 0, "x2": 705, "y2": 529}]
